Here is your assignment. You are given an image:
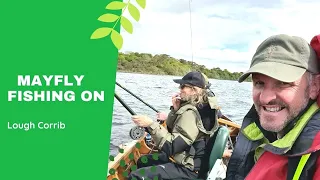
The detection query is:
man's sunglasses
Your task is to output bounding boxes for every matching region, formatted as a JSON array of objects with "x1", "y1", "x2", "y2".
[{"x1": 179, "y1": 84, "x2": 193, "y2": 89}]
